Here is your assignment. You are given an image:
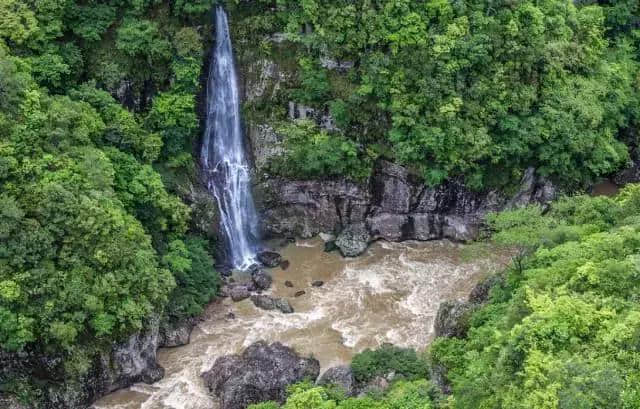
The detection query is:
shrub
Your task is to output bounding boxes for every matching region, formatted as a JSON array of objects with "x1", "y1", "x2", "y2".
[{"x1": 351, "y1": 344, "x2": 428, "y2": 383}]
